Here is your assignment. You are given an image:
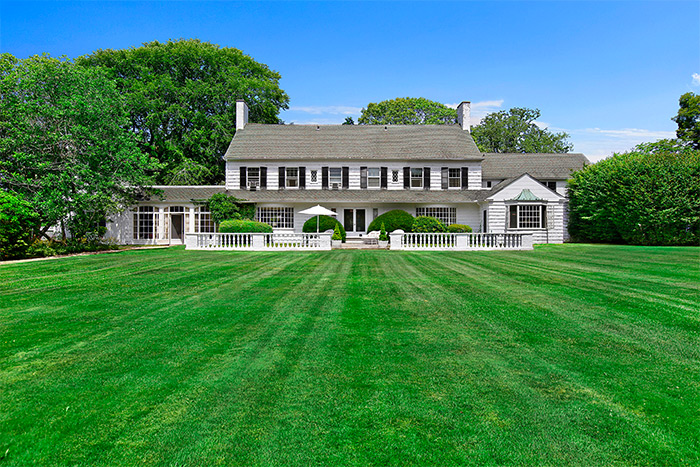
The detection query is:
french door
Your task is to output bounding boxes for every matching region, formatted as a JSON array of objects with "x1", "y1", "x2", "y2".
[{"x1": 343, "y1": 208, "x2": 366, "y2": 234}]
